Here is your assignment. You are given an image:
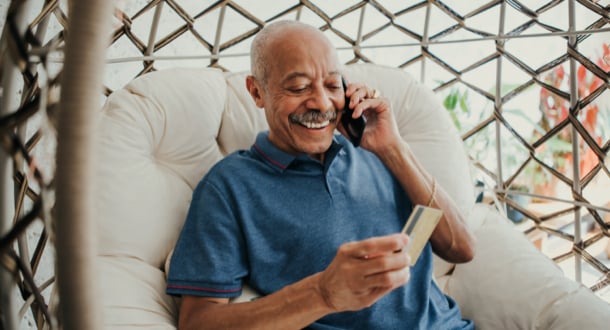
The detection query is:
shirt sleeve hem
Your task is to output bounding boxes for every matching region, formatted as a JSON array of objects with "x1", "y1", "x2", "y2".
[{"x1": 166, "y1": 282, "x2": 242, "y2": 298}]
